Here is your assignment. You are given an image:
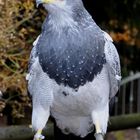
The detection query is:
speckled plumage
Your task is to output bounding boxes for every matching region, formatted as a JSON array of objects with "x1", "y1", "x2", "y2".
[
  {"x1": 35, "y1": 3, "x2": 106, "y2": 89},
  {"x1": 27, "y1": 0, "x2": 121, "y2": 138}
]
